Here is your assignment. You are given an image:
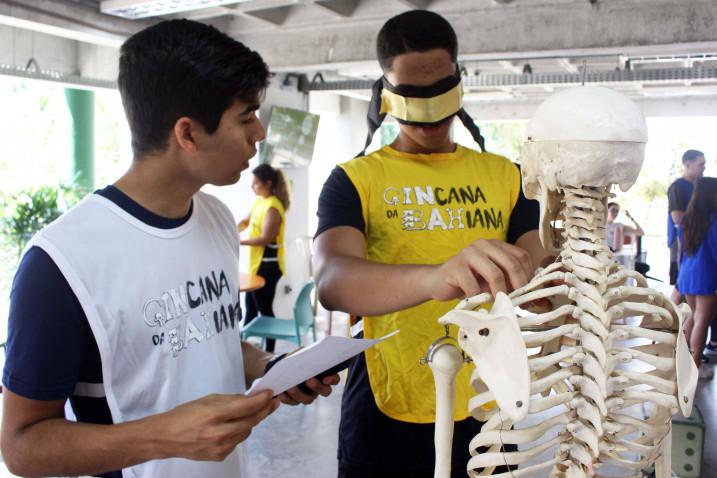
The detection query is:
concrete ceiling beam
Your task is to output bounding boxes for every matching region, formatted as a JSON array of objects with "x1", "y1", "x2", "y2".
[
  {"x1": 312, "y1": 0, "x2": 360, "y2": 18},
  {"x1": 395, "y1": 0, "x2": 433, "y2": 8},
  {"x1": 236, "y1": 0, "x2": 717, "y2": 70}
]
